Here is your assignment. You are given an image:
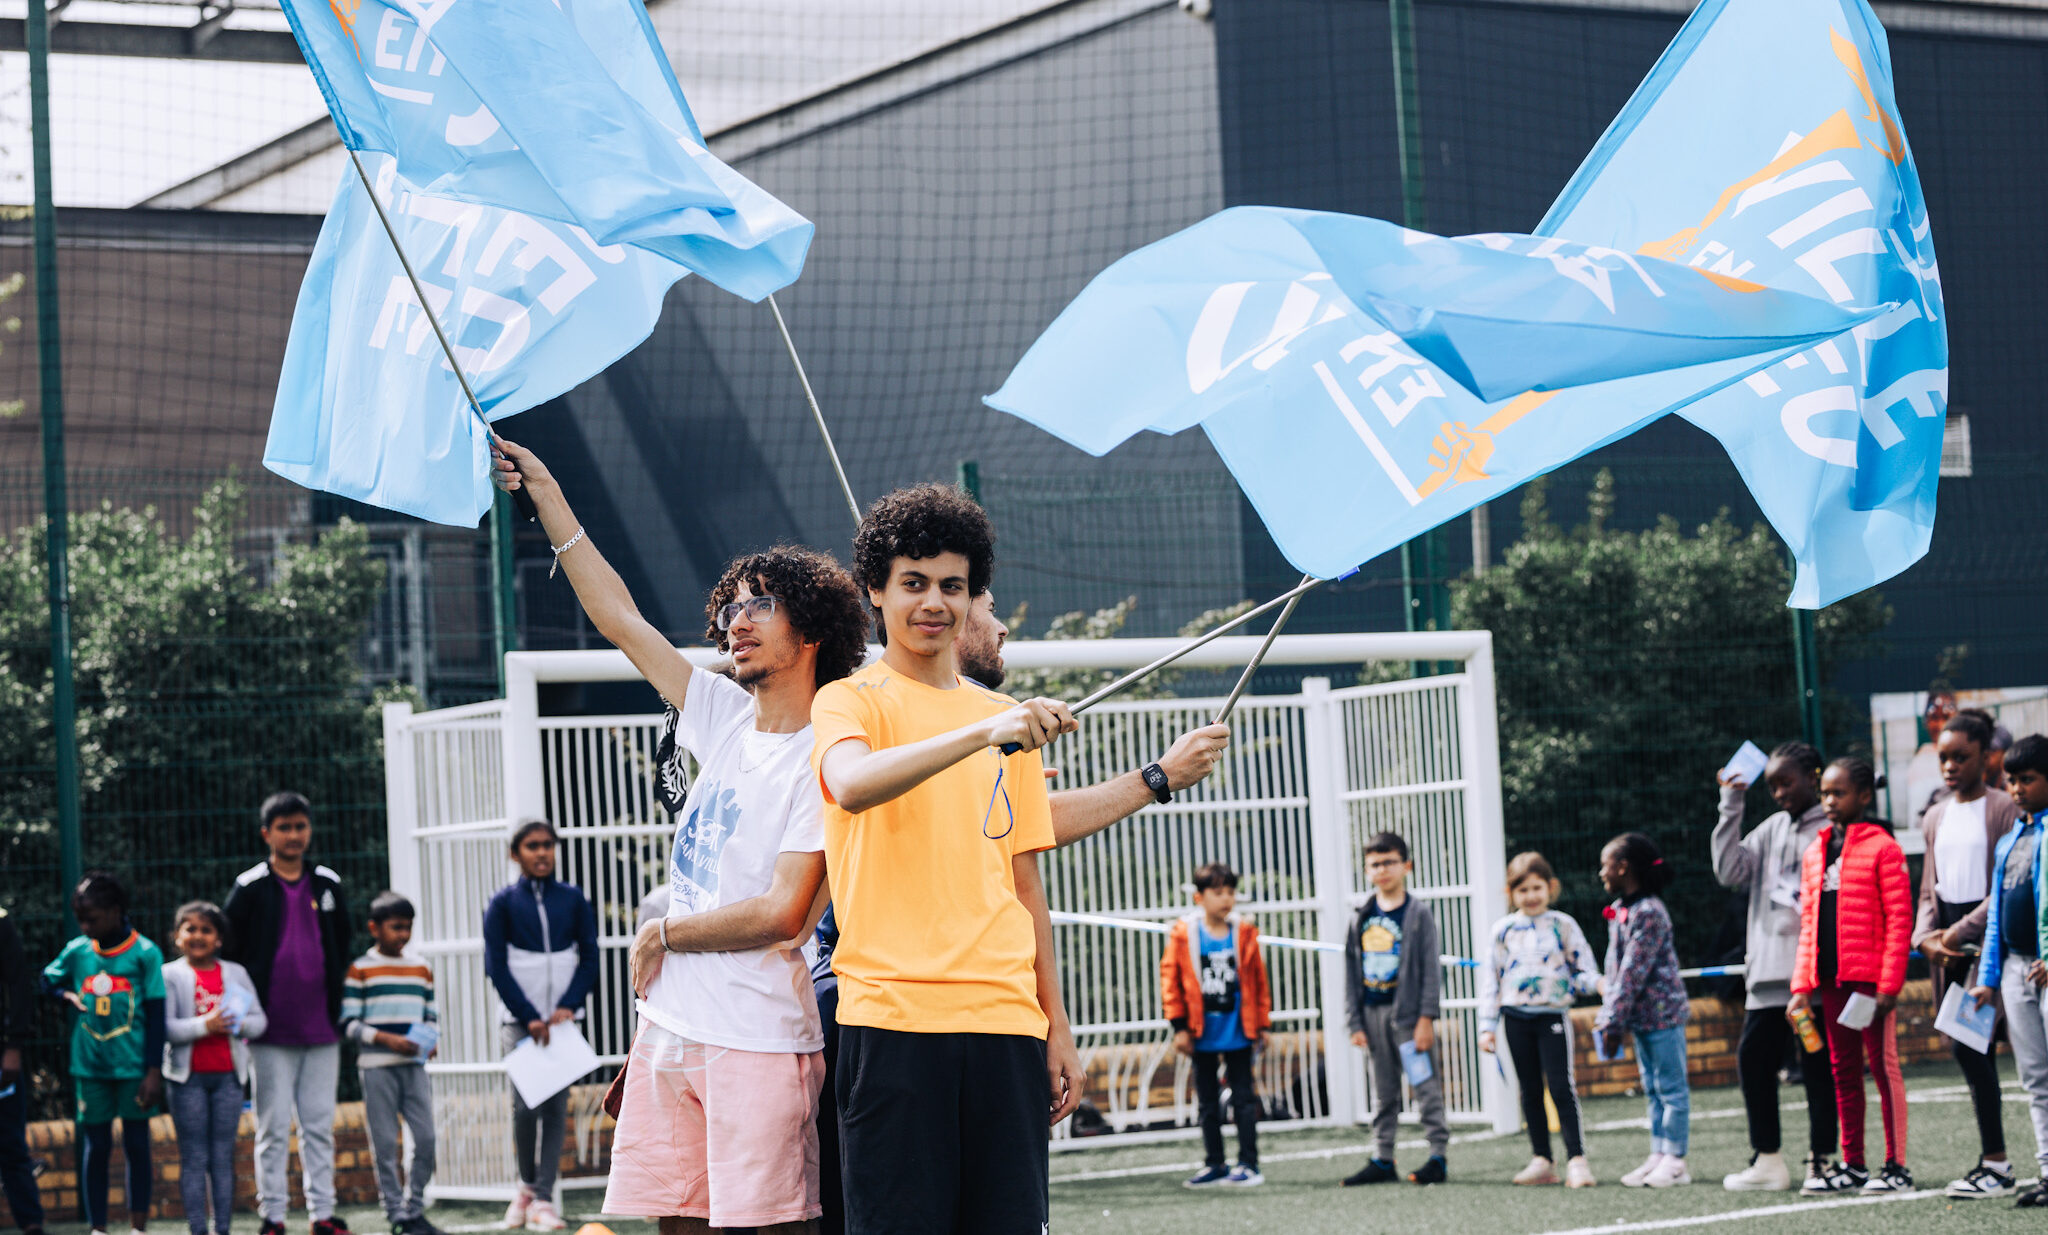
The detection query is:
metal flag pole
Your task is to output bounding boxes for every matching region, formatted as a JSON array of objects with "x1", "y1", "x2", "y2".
[
  {"x1": 345, "y1": 147, "x2": 525, "y2": 683},
  {"x1": 1211, "y1": 574, "x2": 1312, "y2": 725},
  {"x1": 767, "y1": 293, "x2": 863, "y2": 526}
]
